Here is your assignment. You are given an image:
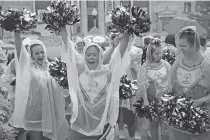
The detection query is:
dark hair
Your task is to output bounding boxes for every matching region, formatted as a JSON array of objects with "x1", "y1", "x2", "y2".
[
  {"x1": 144, "y1": 37, "x2": 152, "y2": 46},
  {"x1": 199, "y1": 36, "x2": 207, "y2": 47},
  {"x1": 179, "y1": 29, "x2": 200, "y2": 51},
  {"x1": 7, "y1": 53, "x2": 15, "y2": 65},
  {"x1": 165, "y1": 34, "x2": 176, "y2": 47}
]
